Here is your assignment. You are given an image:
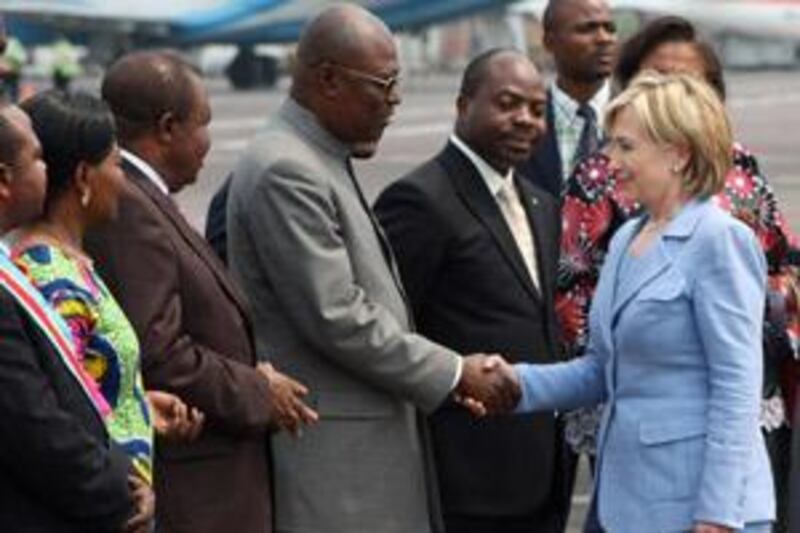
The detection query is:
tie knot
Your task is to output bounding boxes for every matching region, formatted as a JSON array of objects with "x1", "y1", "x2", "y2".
[
  {"x1": 497, "y1": 178, "x2": 516, "y2": 200},
  {"x1": 577, "y1": 103, "x2": 596, "y2": 123}
]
